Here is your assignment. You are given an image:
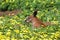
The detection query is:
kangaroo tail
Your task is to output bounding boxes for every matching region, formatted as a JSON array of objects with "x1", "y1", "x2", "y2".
[{"x1": 44, "y1": 21, "x2": 59, "y2": 26}]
